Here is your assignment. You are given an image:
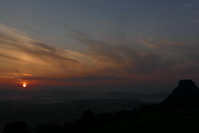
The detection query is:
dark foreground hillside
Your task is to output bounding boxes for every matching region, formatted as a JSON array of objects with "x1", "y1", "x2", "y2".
[
  {"x1": 2, "y1": 79, "x2": 199, "y2": 133},
  {"x1": 88, "y1": 108, "x2": 199, "y2": 133},
  {"x1": 88, "y1": 79, "x2": 199, "y2": 133}
]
